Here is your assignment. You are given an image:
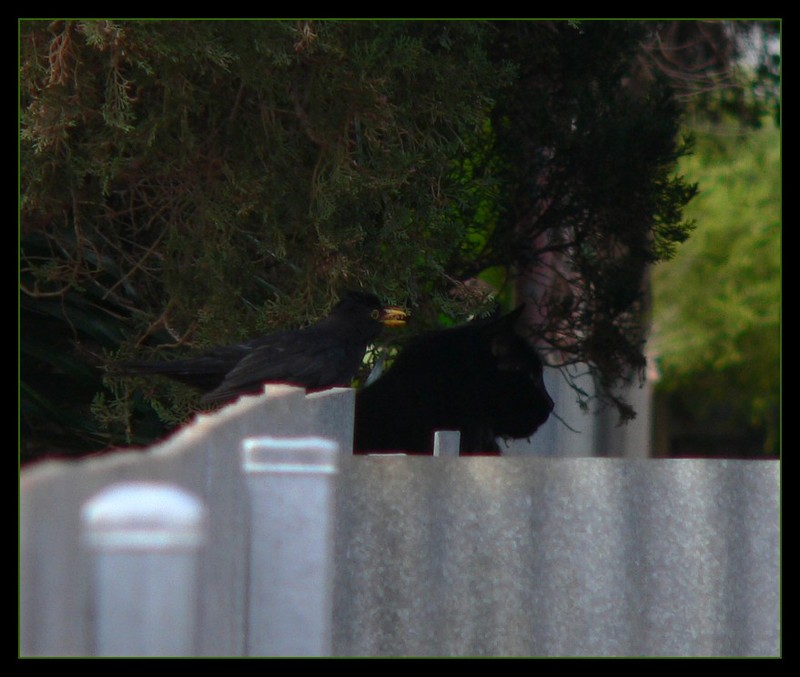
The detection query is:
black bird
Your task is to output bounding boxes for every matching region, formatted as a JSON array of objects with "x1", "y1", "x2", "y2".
[
  {"x1": 354, "y1": 305, "x2": 554, "y2": 455},
  {"x1": 116, "y1": 291, "x2": 408, "y2": 404}
]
